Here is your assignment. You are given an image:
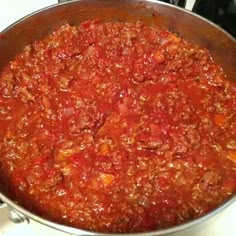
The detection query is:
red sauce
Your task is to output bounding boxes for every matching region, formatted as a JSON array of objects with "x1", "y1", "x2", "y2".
[{"x1": 0, "y1": 21, "x2": 236, "y2": 233}]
